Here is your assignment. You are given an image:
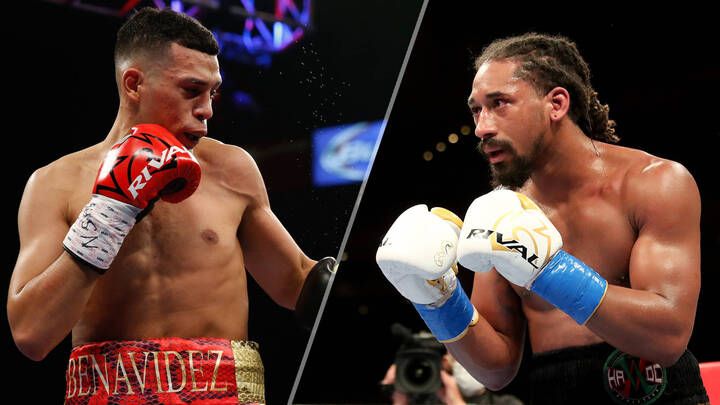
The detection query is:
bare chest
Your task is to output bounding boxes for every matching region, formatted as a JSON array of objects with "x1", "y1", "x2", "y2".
[
  {"x1": 514, "y1": 193, "x2": 636, "y2": 300},
  {"x1": 550, "y1": 197, "x2": 634, "y2": 279},
  {"x1": 68, "y1": 170, "x2": 247, "y2": 273}
]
